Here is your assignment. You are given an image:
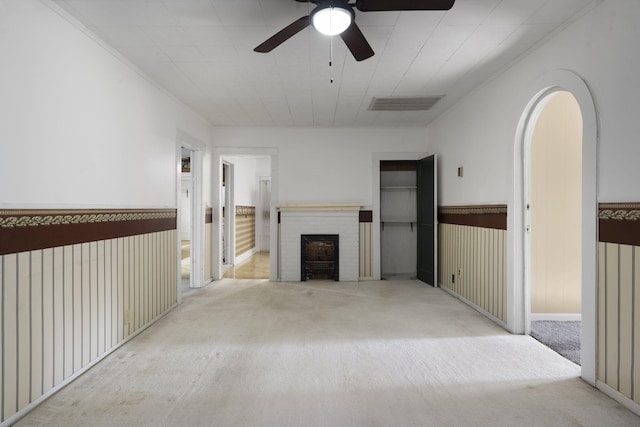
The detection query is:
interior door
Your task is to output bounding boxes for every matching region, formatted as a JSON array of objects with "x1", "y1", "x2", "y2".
[{"x1": 417, "y1": 155, "x2": 437, "y2": 286}]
